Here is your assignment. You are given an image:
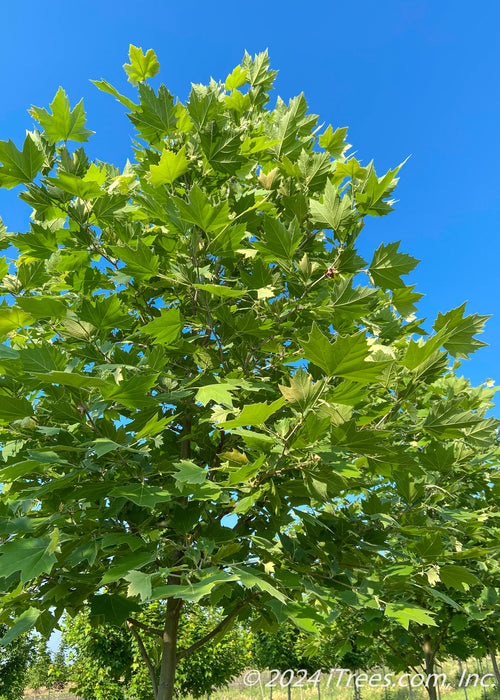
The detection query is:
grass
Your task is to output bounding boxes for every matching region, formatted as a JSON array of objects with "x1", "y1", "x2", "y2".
[
  {"x1": 23, "y1": 659, "x2": 500, "y2": 700},
  {"x1": 200, "y1": 660, "x2": 500, "y2": 700}
]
